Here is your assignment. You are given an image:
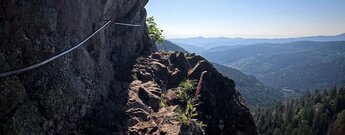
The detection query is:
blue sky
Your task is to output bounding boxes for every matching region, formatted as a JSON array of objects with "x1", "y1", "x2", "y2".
[{"x1": 146, "y1": 0, "x2": 345, "y2": 38}]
